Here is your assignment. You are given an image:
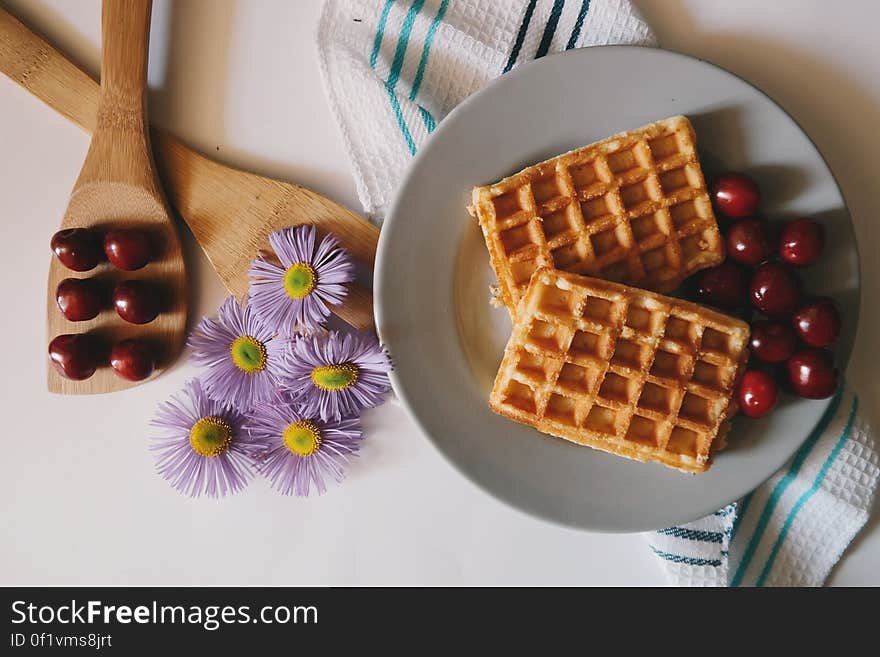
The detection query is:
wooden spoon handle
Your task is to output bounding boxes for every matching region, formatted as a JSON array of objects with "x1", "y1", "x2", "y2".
[
  {"x1": 0, "y1": 8, "x2": 99, "y2": 132},
  {"x1": 100, "y1": 0, "x2": 151, "y2": 113},
  {"x1": 77, "y1": 0, "x2": 157, "y2": 193}
]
